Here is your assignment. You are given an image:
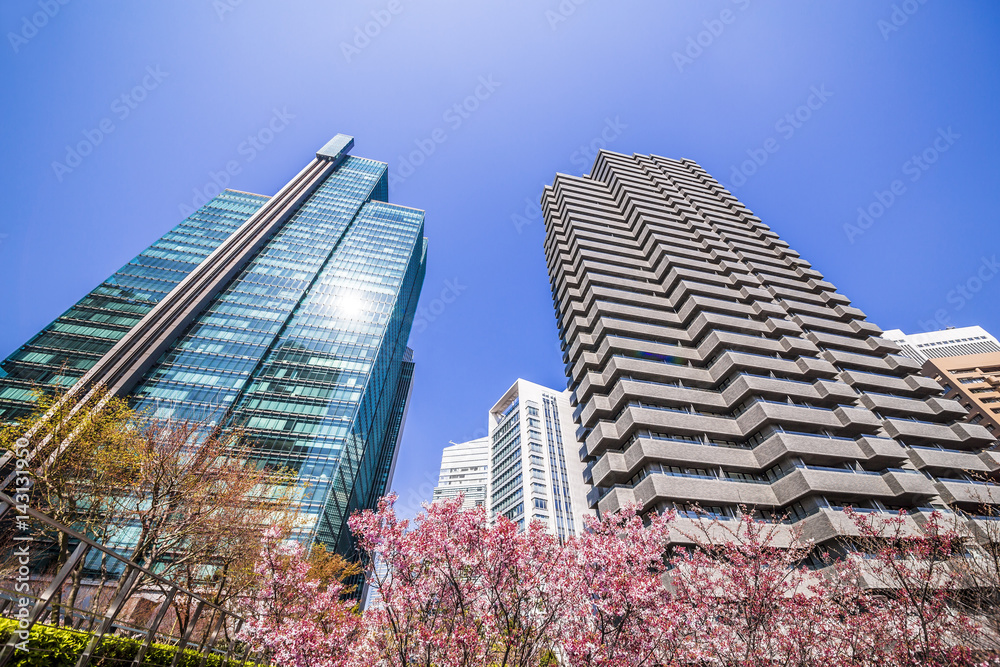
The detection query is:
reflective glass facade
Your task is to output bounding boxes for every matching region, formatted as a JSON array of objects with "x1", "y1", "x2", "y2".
[
  {"x1": 0, "y1": 190, "x2": 269, "y2": 421},
  {"x1": 0, "y1": 145, "x2": 427, "y2": 553}
]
